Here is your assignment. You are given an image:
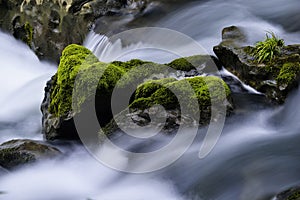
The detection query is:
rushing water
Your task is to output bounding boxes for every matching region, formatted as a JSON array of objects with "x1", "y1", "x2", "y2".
[
  {"x1": 1, "y1": 0, "x2": 300, "y2": 199},
  {"x1": 0, "y1": 31, "x2": 56, "y2": 143}
]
